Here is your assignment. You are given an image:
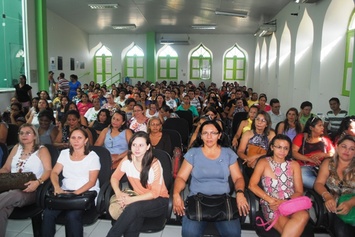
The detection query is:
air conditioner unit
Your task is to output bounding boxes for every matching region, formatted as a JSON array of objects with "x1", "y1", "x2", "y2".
[
  {"x1": 295, "y1": 0, "x2": 320, "y2": 3},
  {"x1": 254, "y1": 24, "x2": 276, "y2": 37},
  {"x1": 159, "y1": 39, "x2": 190, "y2": 45}
]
